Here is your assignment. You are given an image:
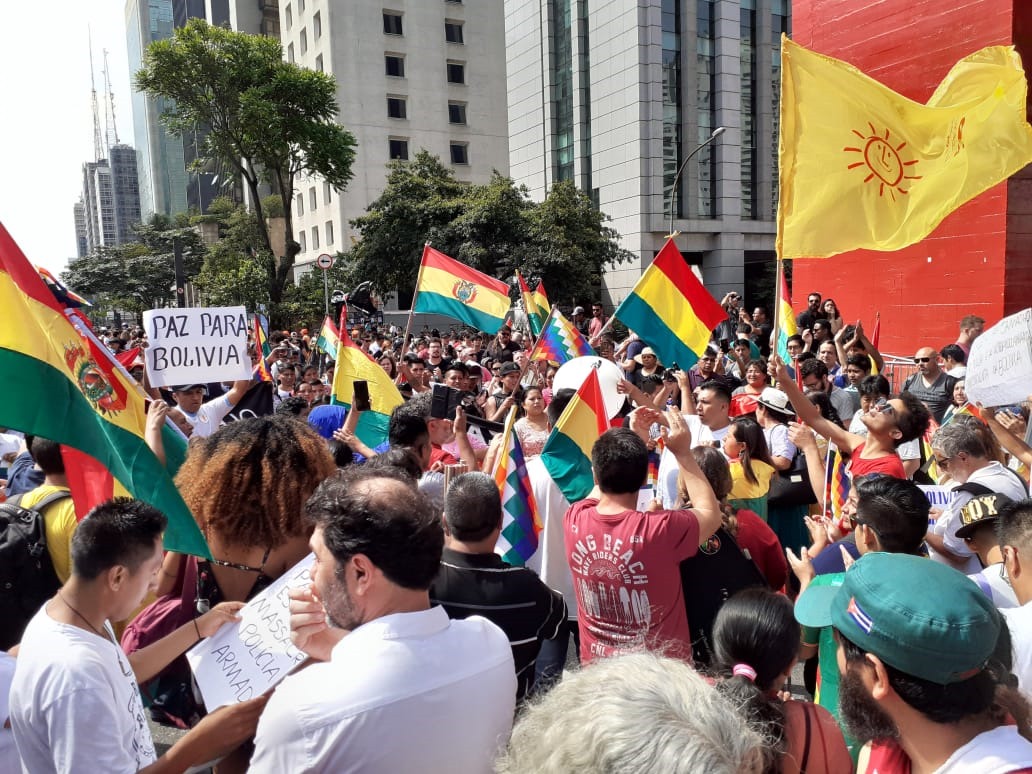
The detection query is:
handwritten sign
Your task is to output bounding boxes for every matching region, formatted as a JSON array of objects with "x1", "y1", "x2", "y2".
[
  {"x1": 965, "y1": 308, "x2": 1032, "y2": 408},
  {"x1": 187, "y1": 554, "x2": 314, "y2": 711},
  {"x1": 142, "y1": 306, "x2": 251, "y2": 388}
]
